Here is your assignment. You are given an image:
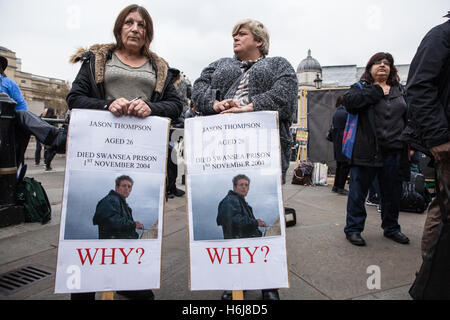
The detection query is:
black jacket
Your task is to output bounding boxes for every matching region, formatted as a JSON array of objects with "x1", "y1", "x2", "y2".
[
  {"x1": 343, "y1": 80, "x2": 409, "y2": 178},
  {"x1": 332, "y1": 105, "x2": 349, "y2": 163},
  {"x1": 67, "y1": 44, "x2": 183, "y2": 121},
  {"x1": 192, "y1": 56, "x2": 298, "y2": 177},
  {"x1": 401, "y1": 20, "x2": 450, "y2": 154}
]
